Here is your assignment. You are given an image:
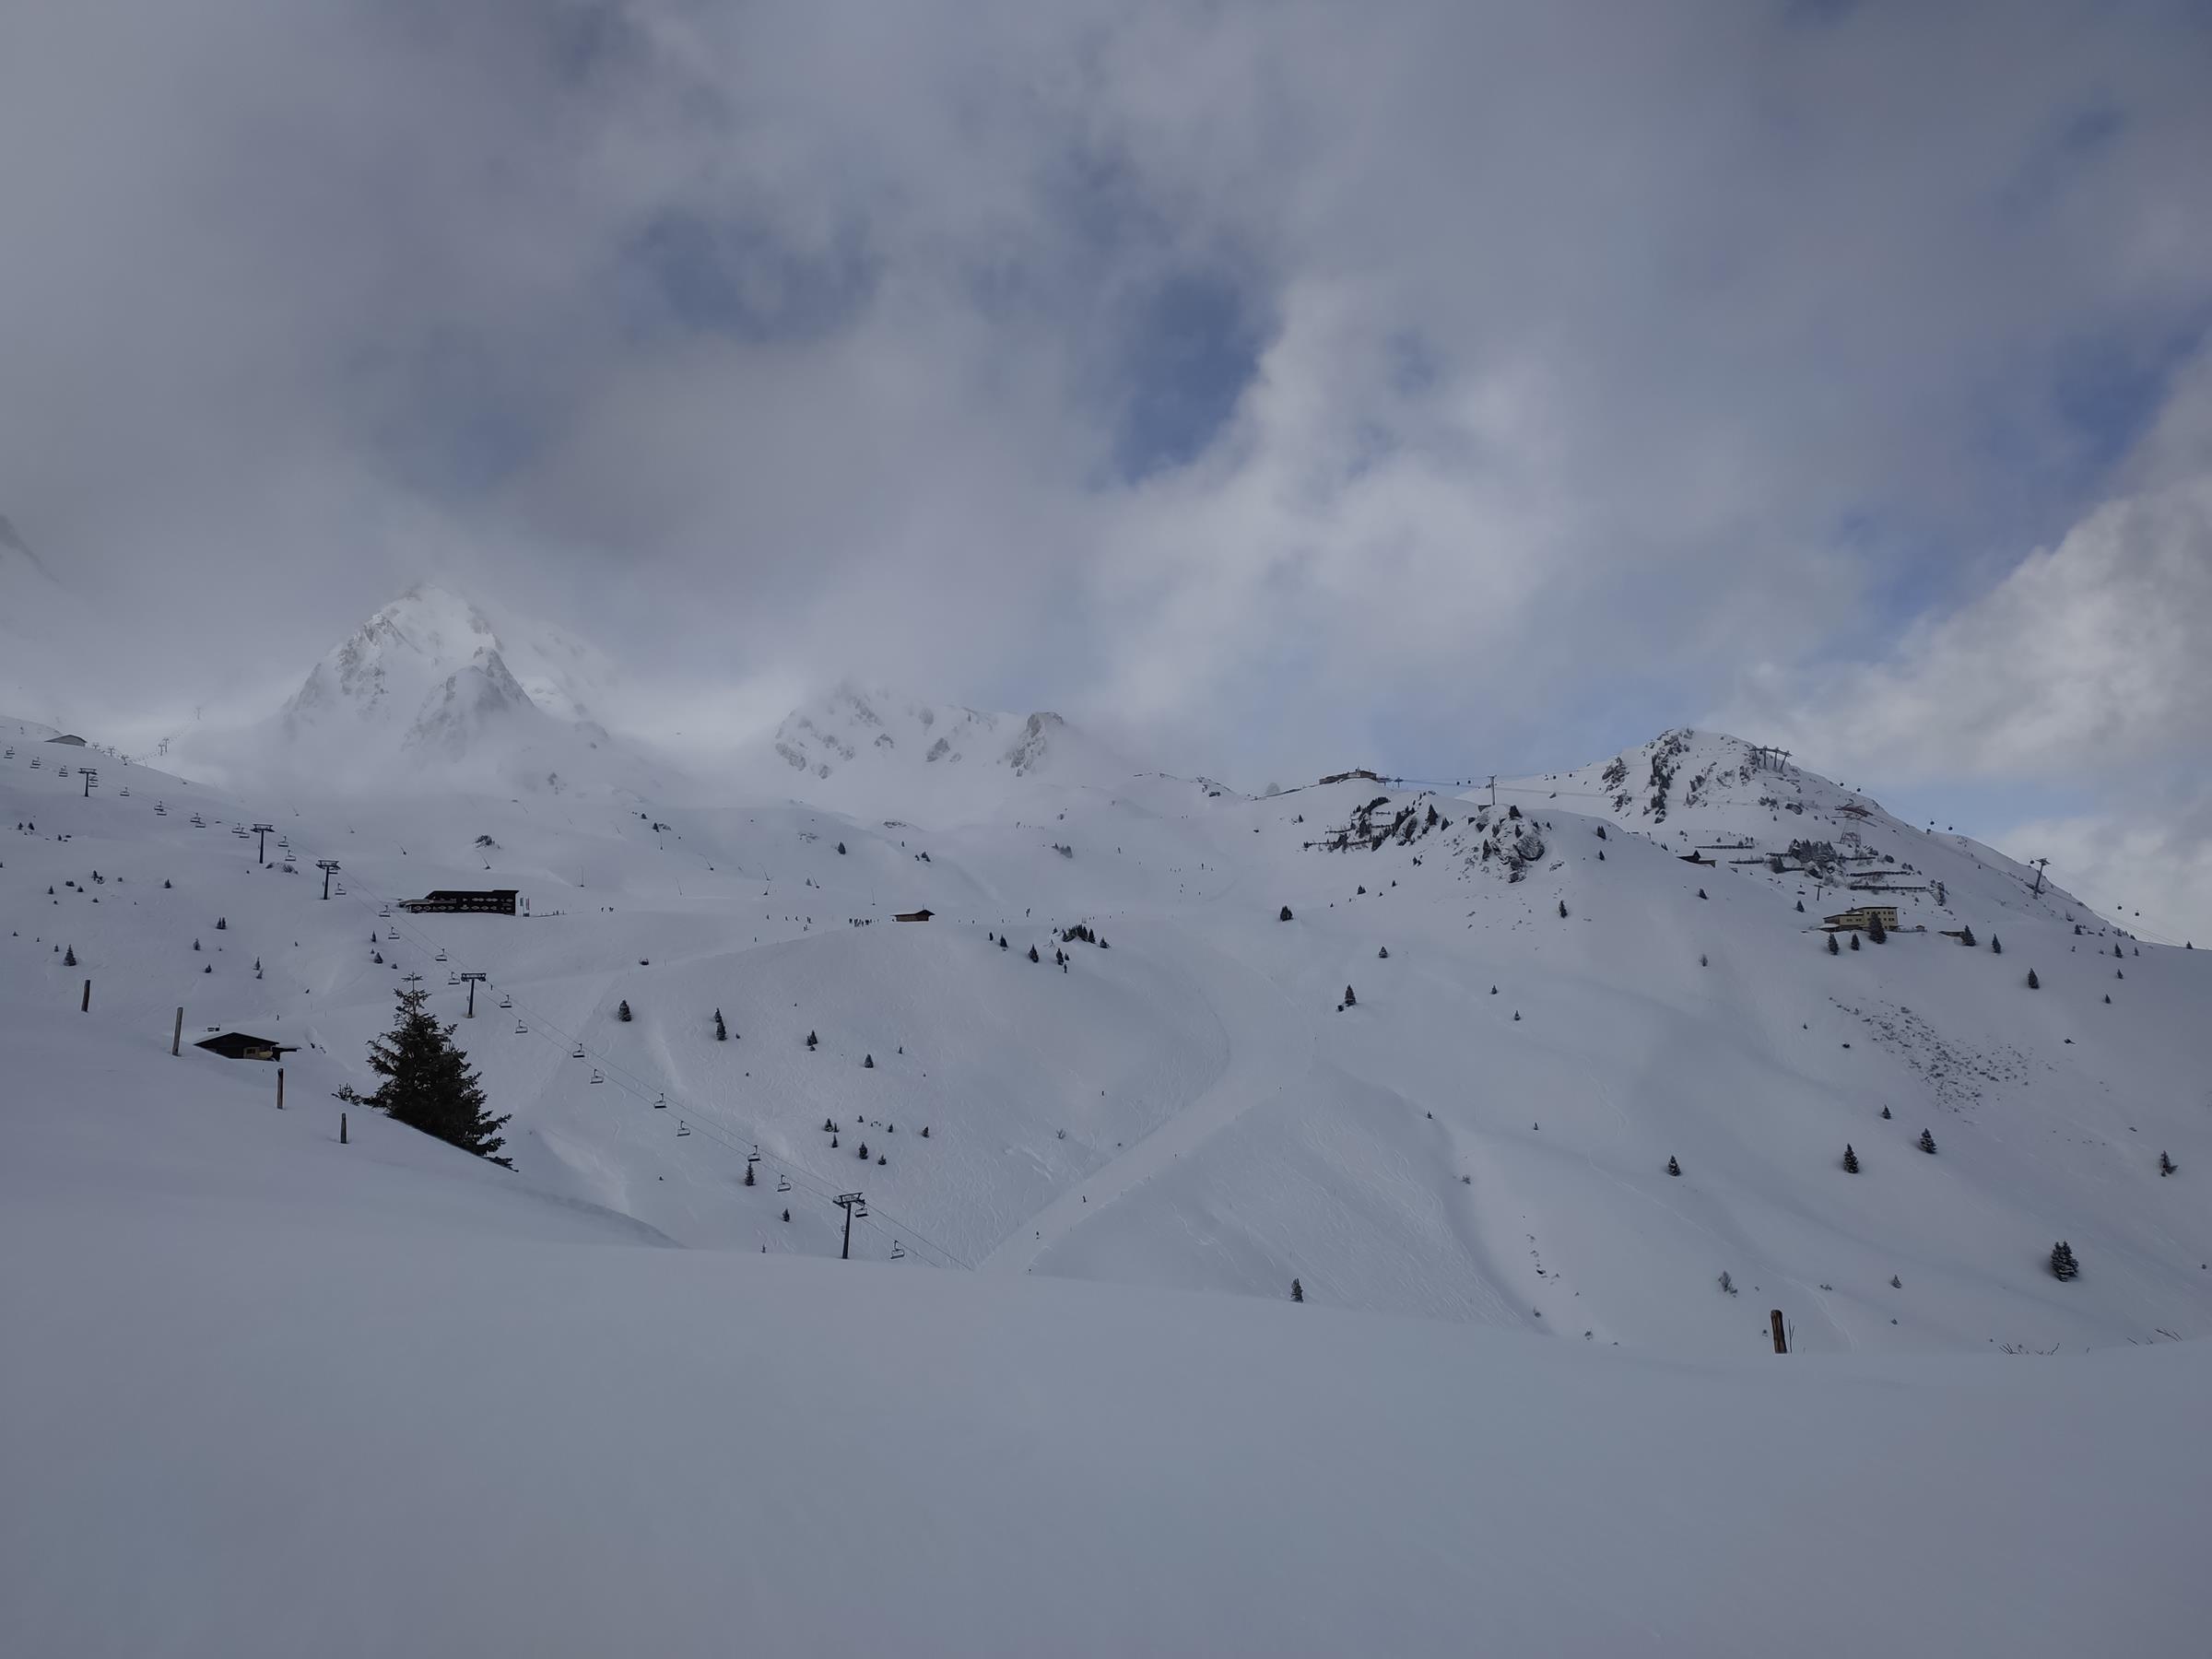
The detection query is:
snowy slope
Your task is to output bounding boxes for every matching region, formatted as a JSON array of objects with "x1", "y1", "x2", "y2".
[
  {"x1": 0, "y1": 515, "x2": 102, "y2": 729},
  {"x1": 2, "y1": 1000, "x2": 2207, "y2": 1658},
  {"x1": 6, "y1": 719, "x2": 2207, "y2": 1359}
]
